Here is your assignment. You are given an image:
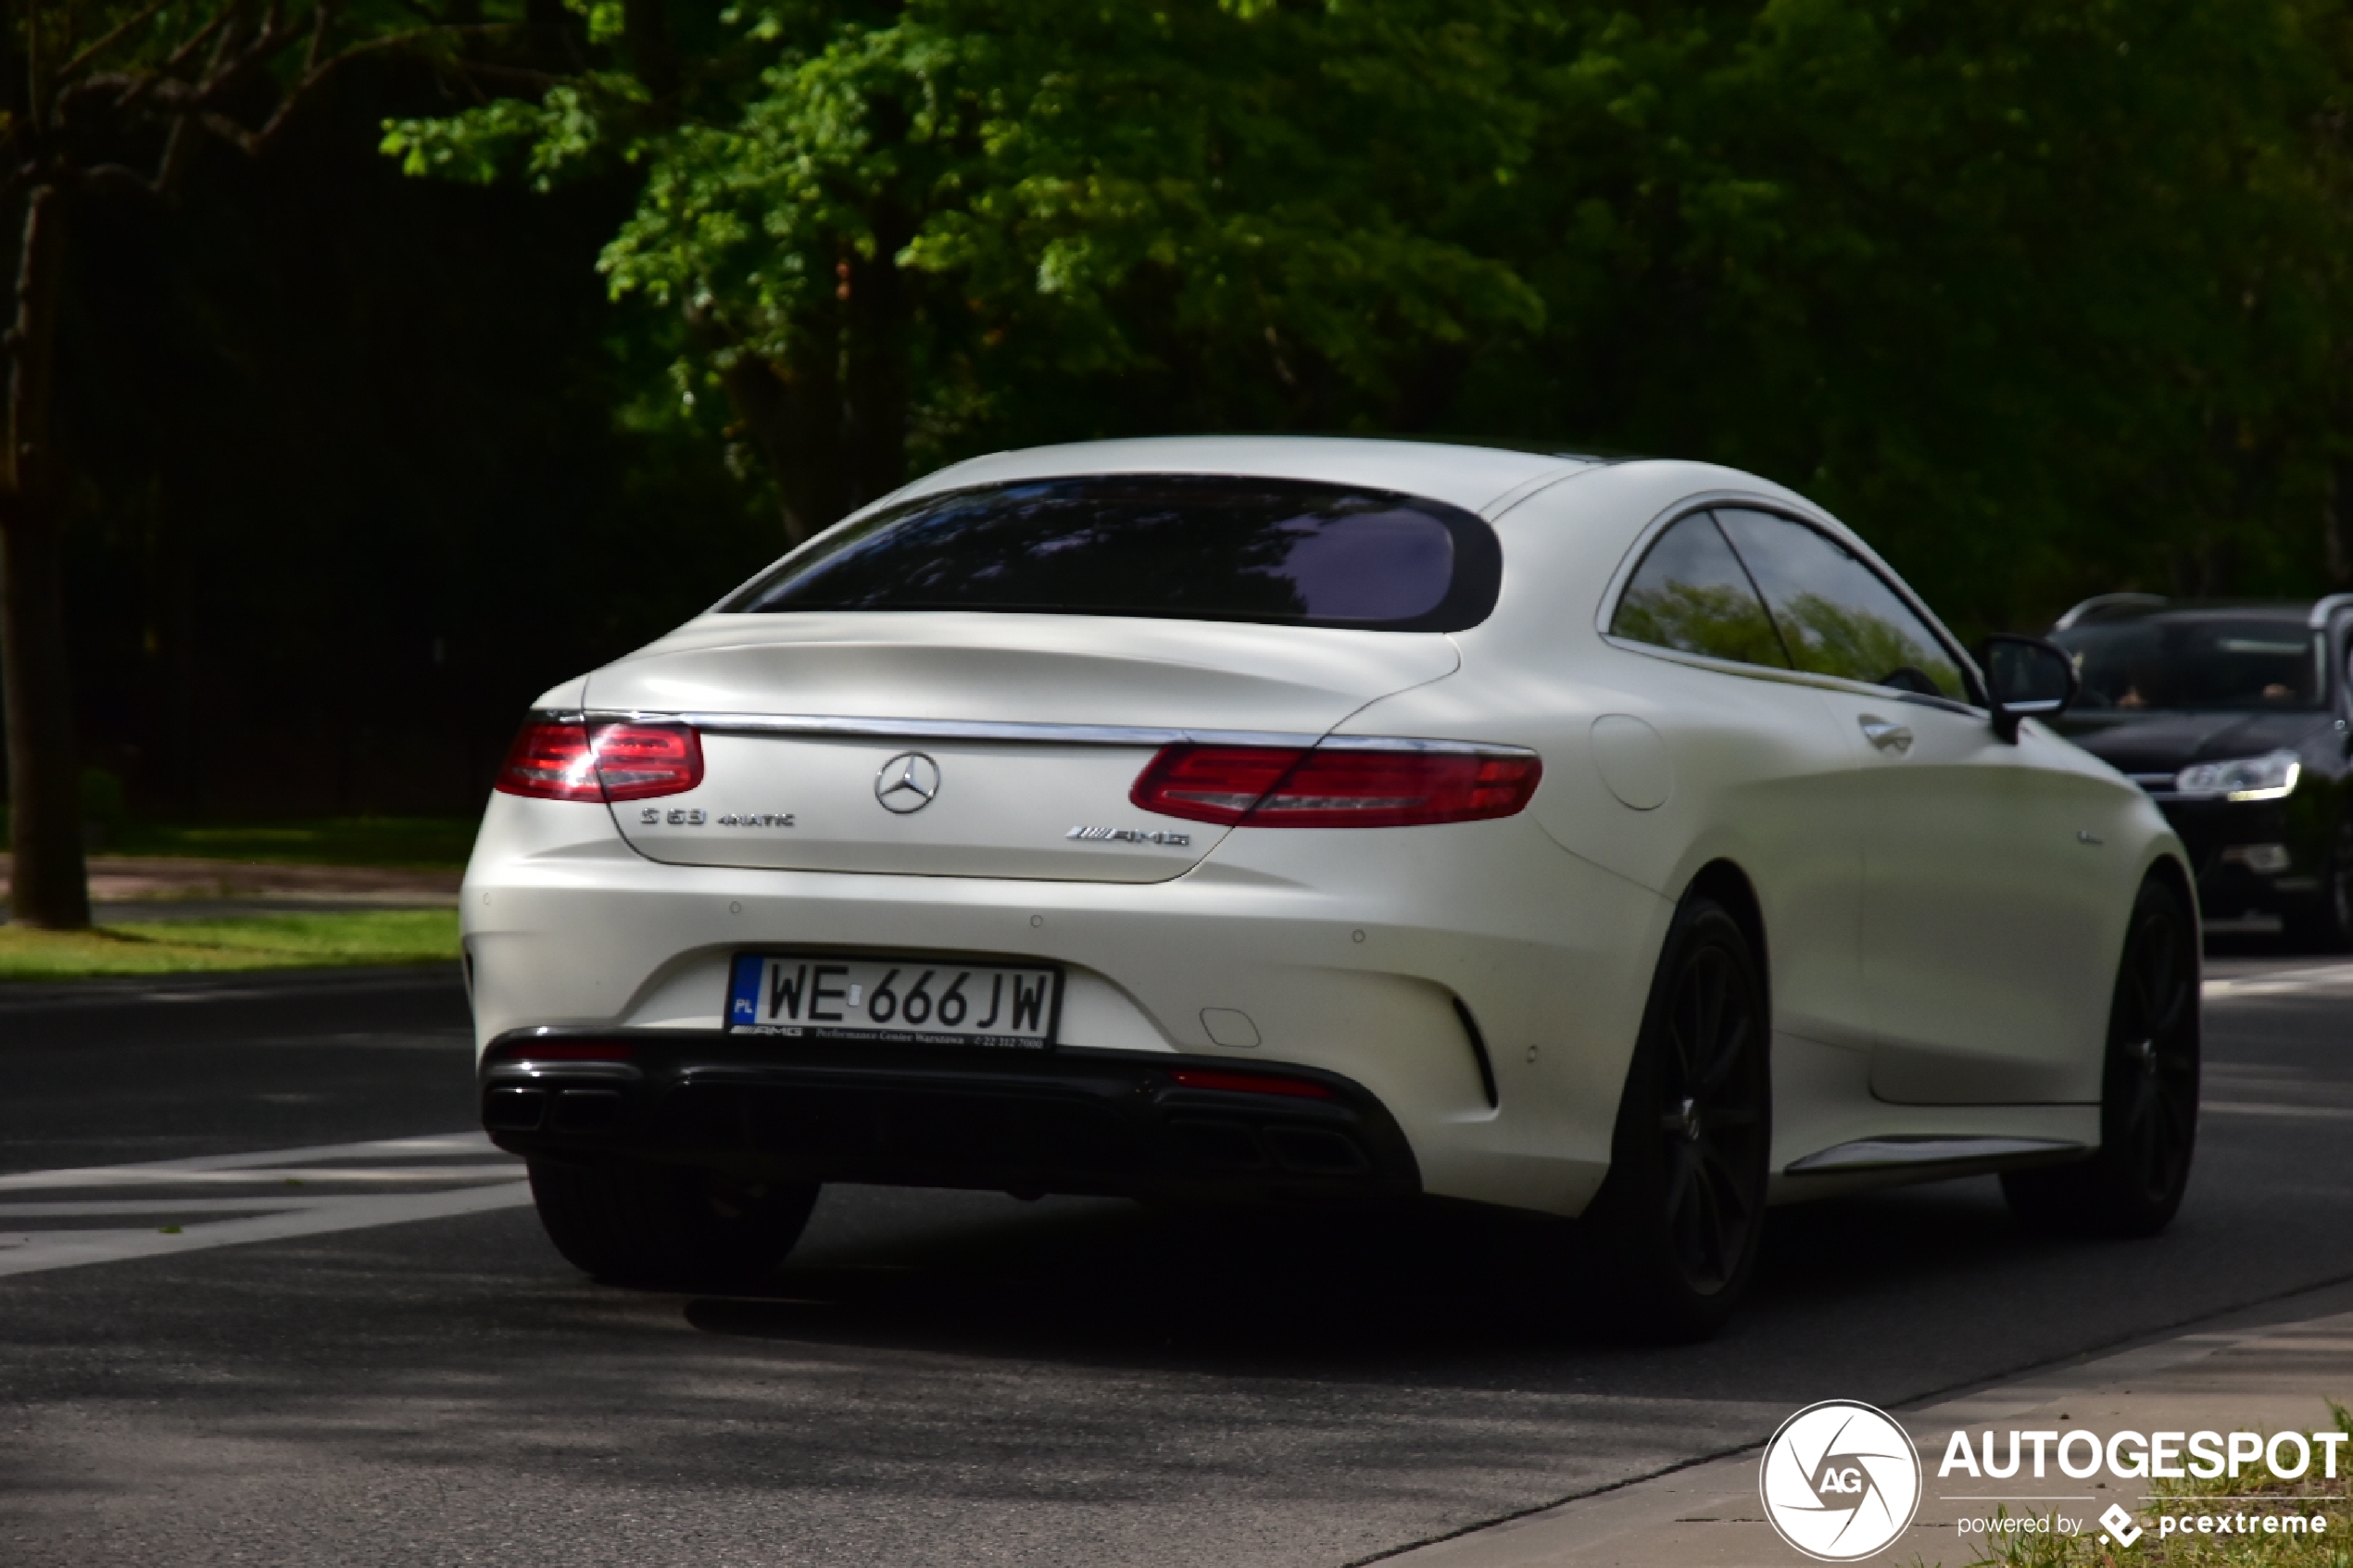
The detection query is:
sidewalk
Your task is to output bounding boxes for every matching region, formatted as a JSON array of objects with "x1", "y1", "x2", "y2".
[
  {"x1": 0, "y1": 855, "x2": 459, "y2": 915},
  {"x1": 1389, "y1": 1281, "x2": 2353, "y2": 1567}
]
